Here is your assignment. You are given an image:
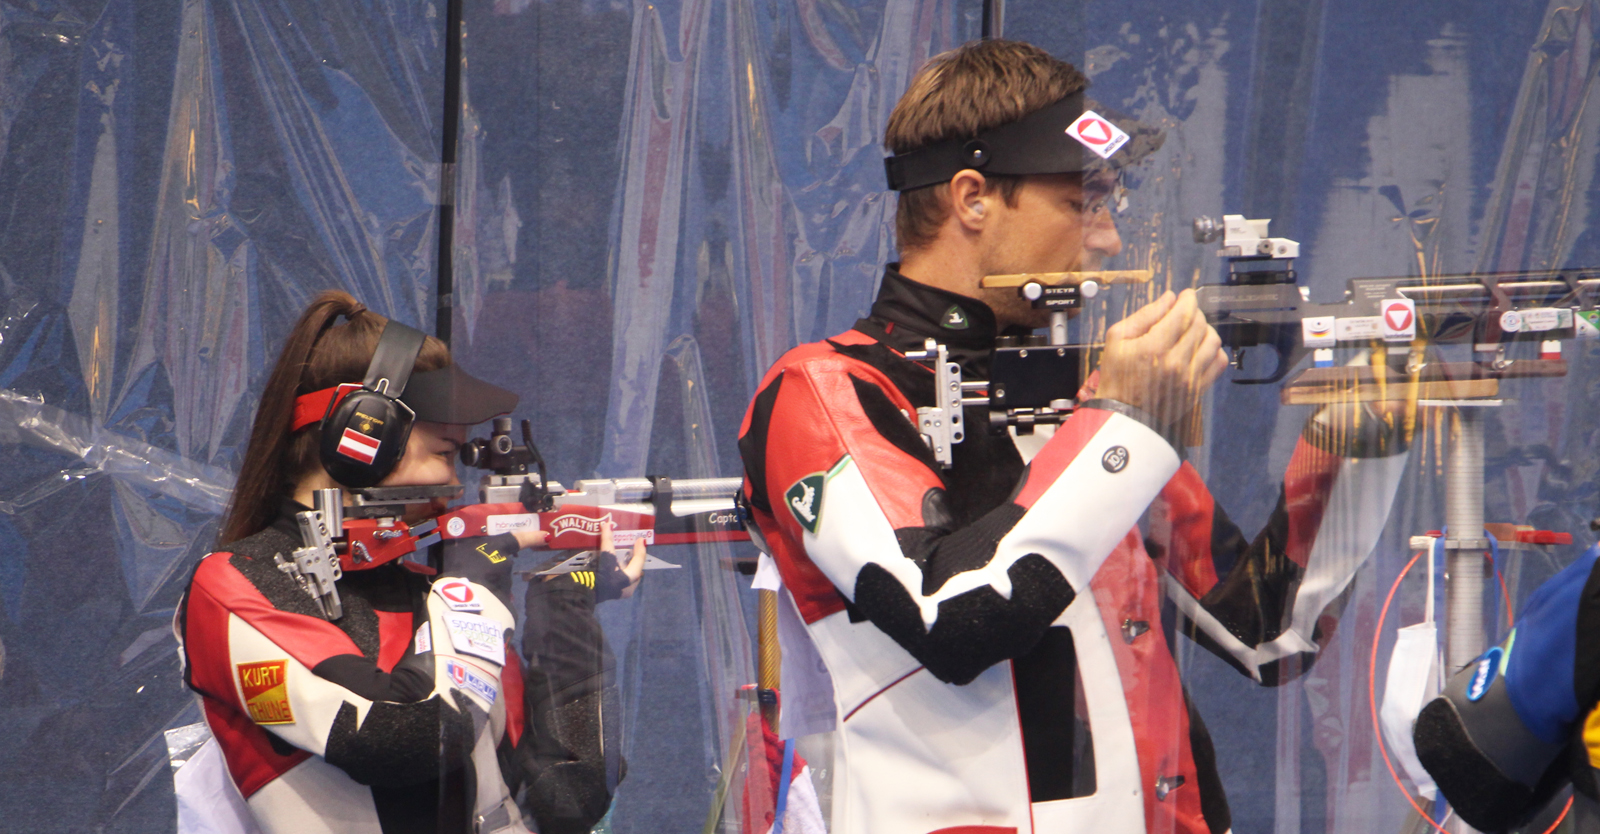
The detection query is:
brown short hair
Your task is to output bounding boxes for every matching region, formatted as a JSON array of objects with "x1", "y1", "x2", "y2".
[
  {"x1": 885, "y1": 40, "x2": 1089, "y2": 252},
  {"x1": 220, "y1": 291, "x2": 450, "y2": 544}
]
